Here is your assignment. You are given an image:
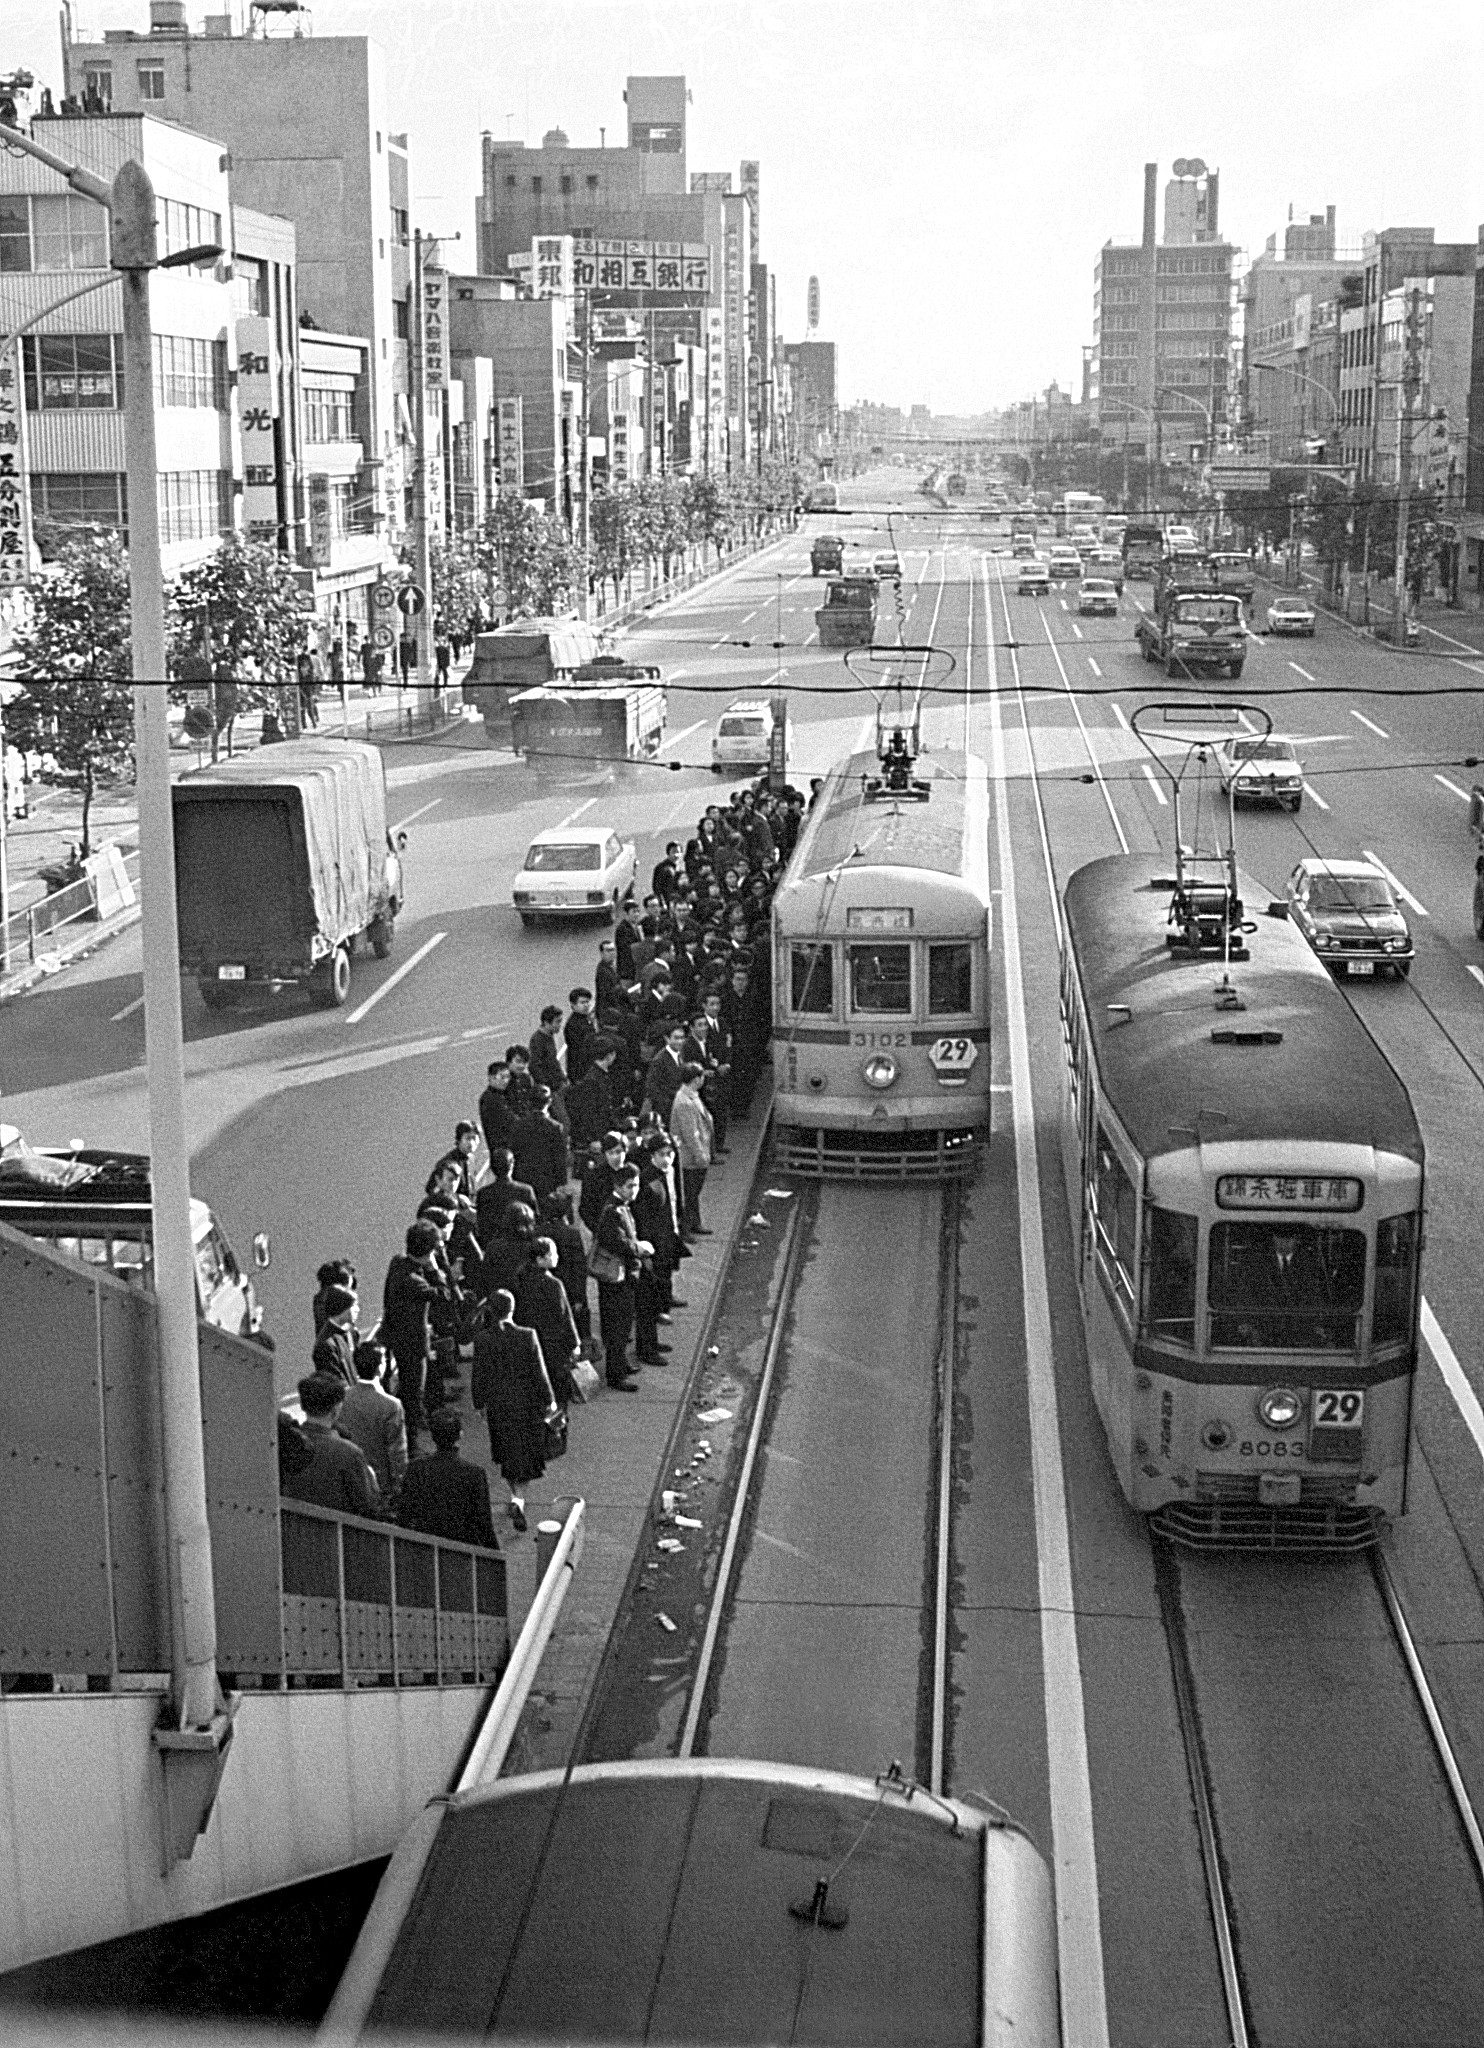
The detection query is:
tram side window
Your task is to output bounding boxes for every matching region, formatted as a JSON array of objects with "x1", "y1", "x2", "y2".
[
  {"x1": 1145, "y1": 1208, "x2": 1197, "y2": 1343},
  {"x1": 1373, "y1": 1213, "x2": 1417, "y2": 1345},
  {"x1": 849, "y1": 943, "x2": 911, "y2": 1014},
  {"x1": 790, "y1": 943, "x2": 834, "y2": 1014},
  {"x1": 1092, "y1": 1125, "x2": 1137, "y2": 1308},
  {"x1": 928, "y1": 943, "x2": 973, "y2": 1015}
]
